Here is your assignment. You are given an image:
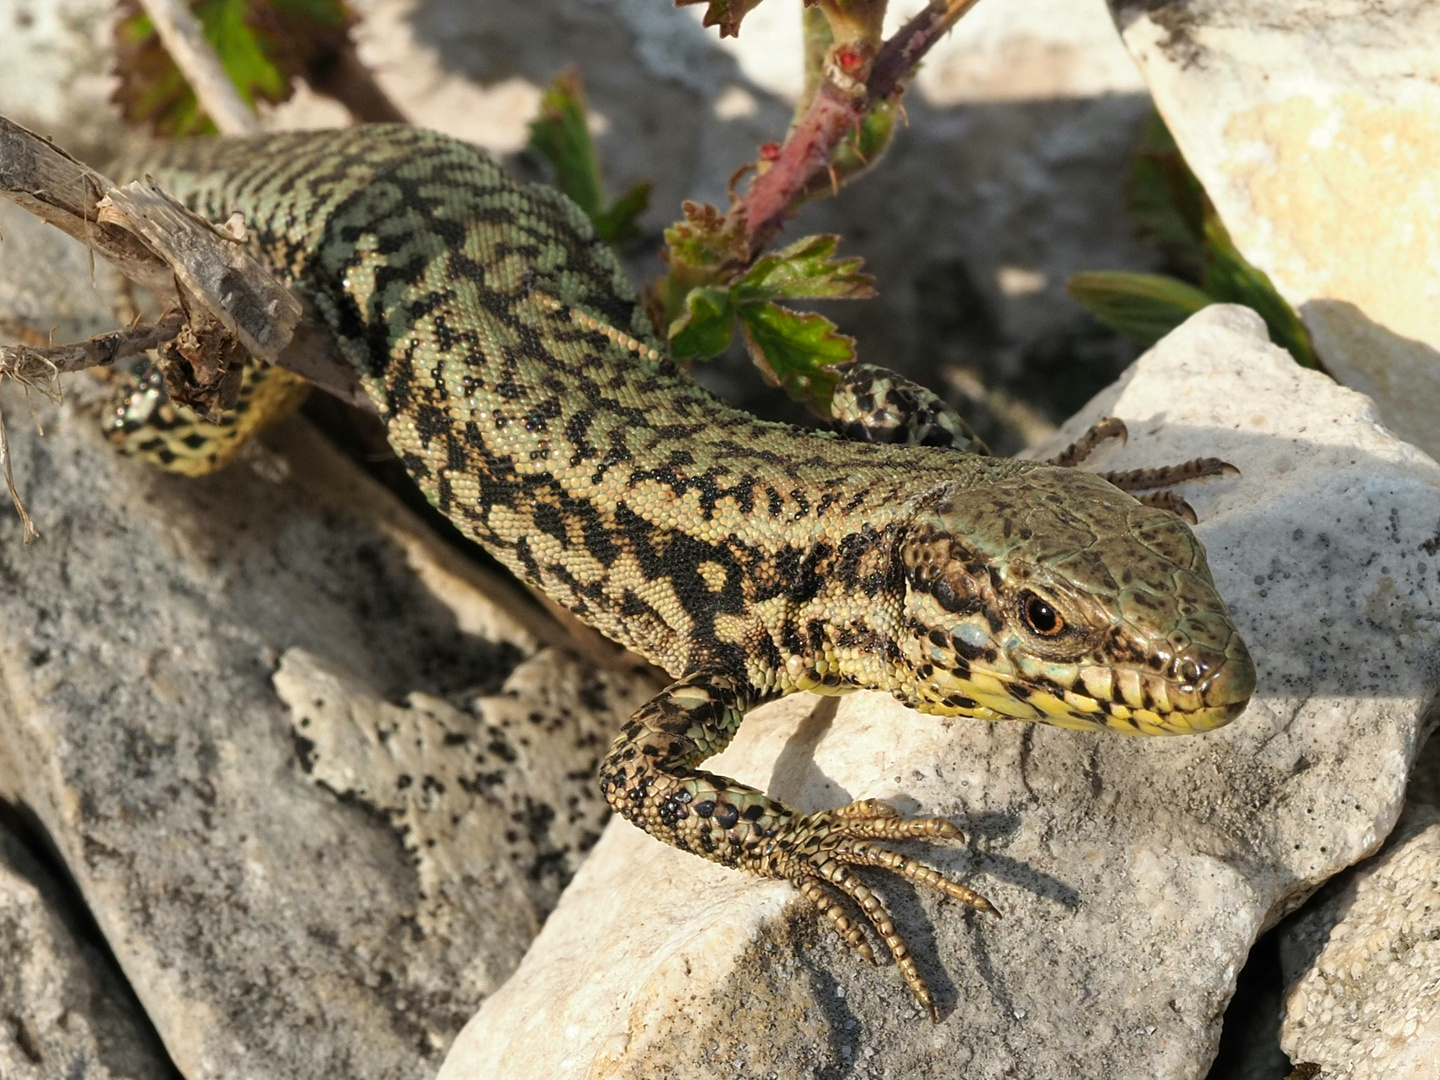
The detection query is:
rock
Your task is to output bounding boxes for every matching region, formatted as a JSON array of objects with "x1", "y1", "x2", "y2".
[
  {"x1": 439, "y1": 306, "x2": 1440, "y2": 1080},
  {"x1": 1112, "y1": 0, "x2": 1440, "y2": 460},
  {"x1": 273, "y1": 647, "x2": 651, "y2": 1000},
  {"x1": 0, "y1": 0, "x2": 115, "y2": 148},
  {"x1": 1276, "y1": 732, "x2": 1440, "y2": 1078},
  {"x1": 0, "y1": 826, "x2": 175, "y2": 1079},
  {"x1": 0, "y1": 197, "x2": 653, "y2": 1076}
]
